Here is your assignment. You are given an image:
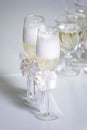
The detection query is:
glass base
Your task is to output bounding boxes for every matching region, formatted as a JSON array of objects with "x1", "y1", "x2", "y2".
[
  {"x1": 57, "y1": 67, "x2": 80, "y2": 76},
  {"x1": 23, "y1": 97, "x2": 39, "y2": 110},
  {"x1": 35, "y1": 112, "x2": 59, "y2": 120},
  {"x1": 72, "y1": 49, "x2": 87, "y2": 67},
  {"x1": 72, "y1": 58, "x2": 87, "y2": 68},
  {"x1": 84, "y1": 67, "x2": 87, "y2": 74}
]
